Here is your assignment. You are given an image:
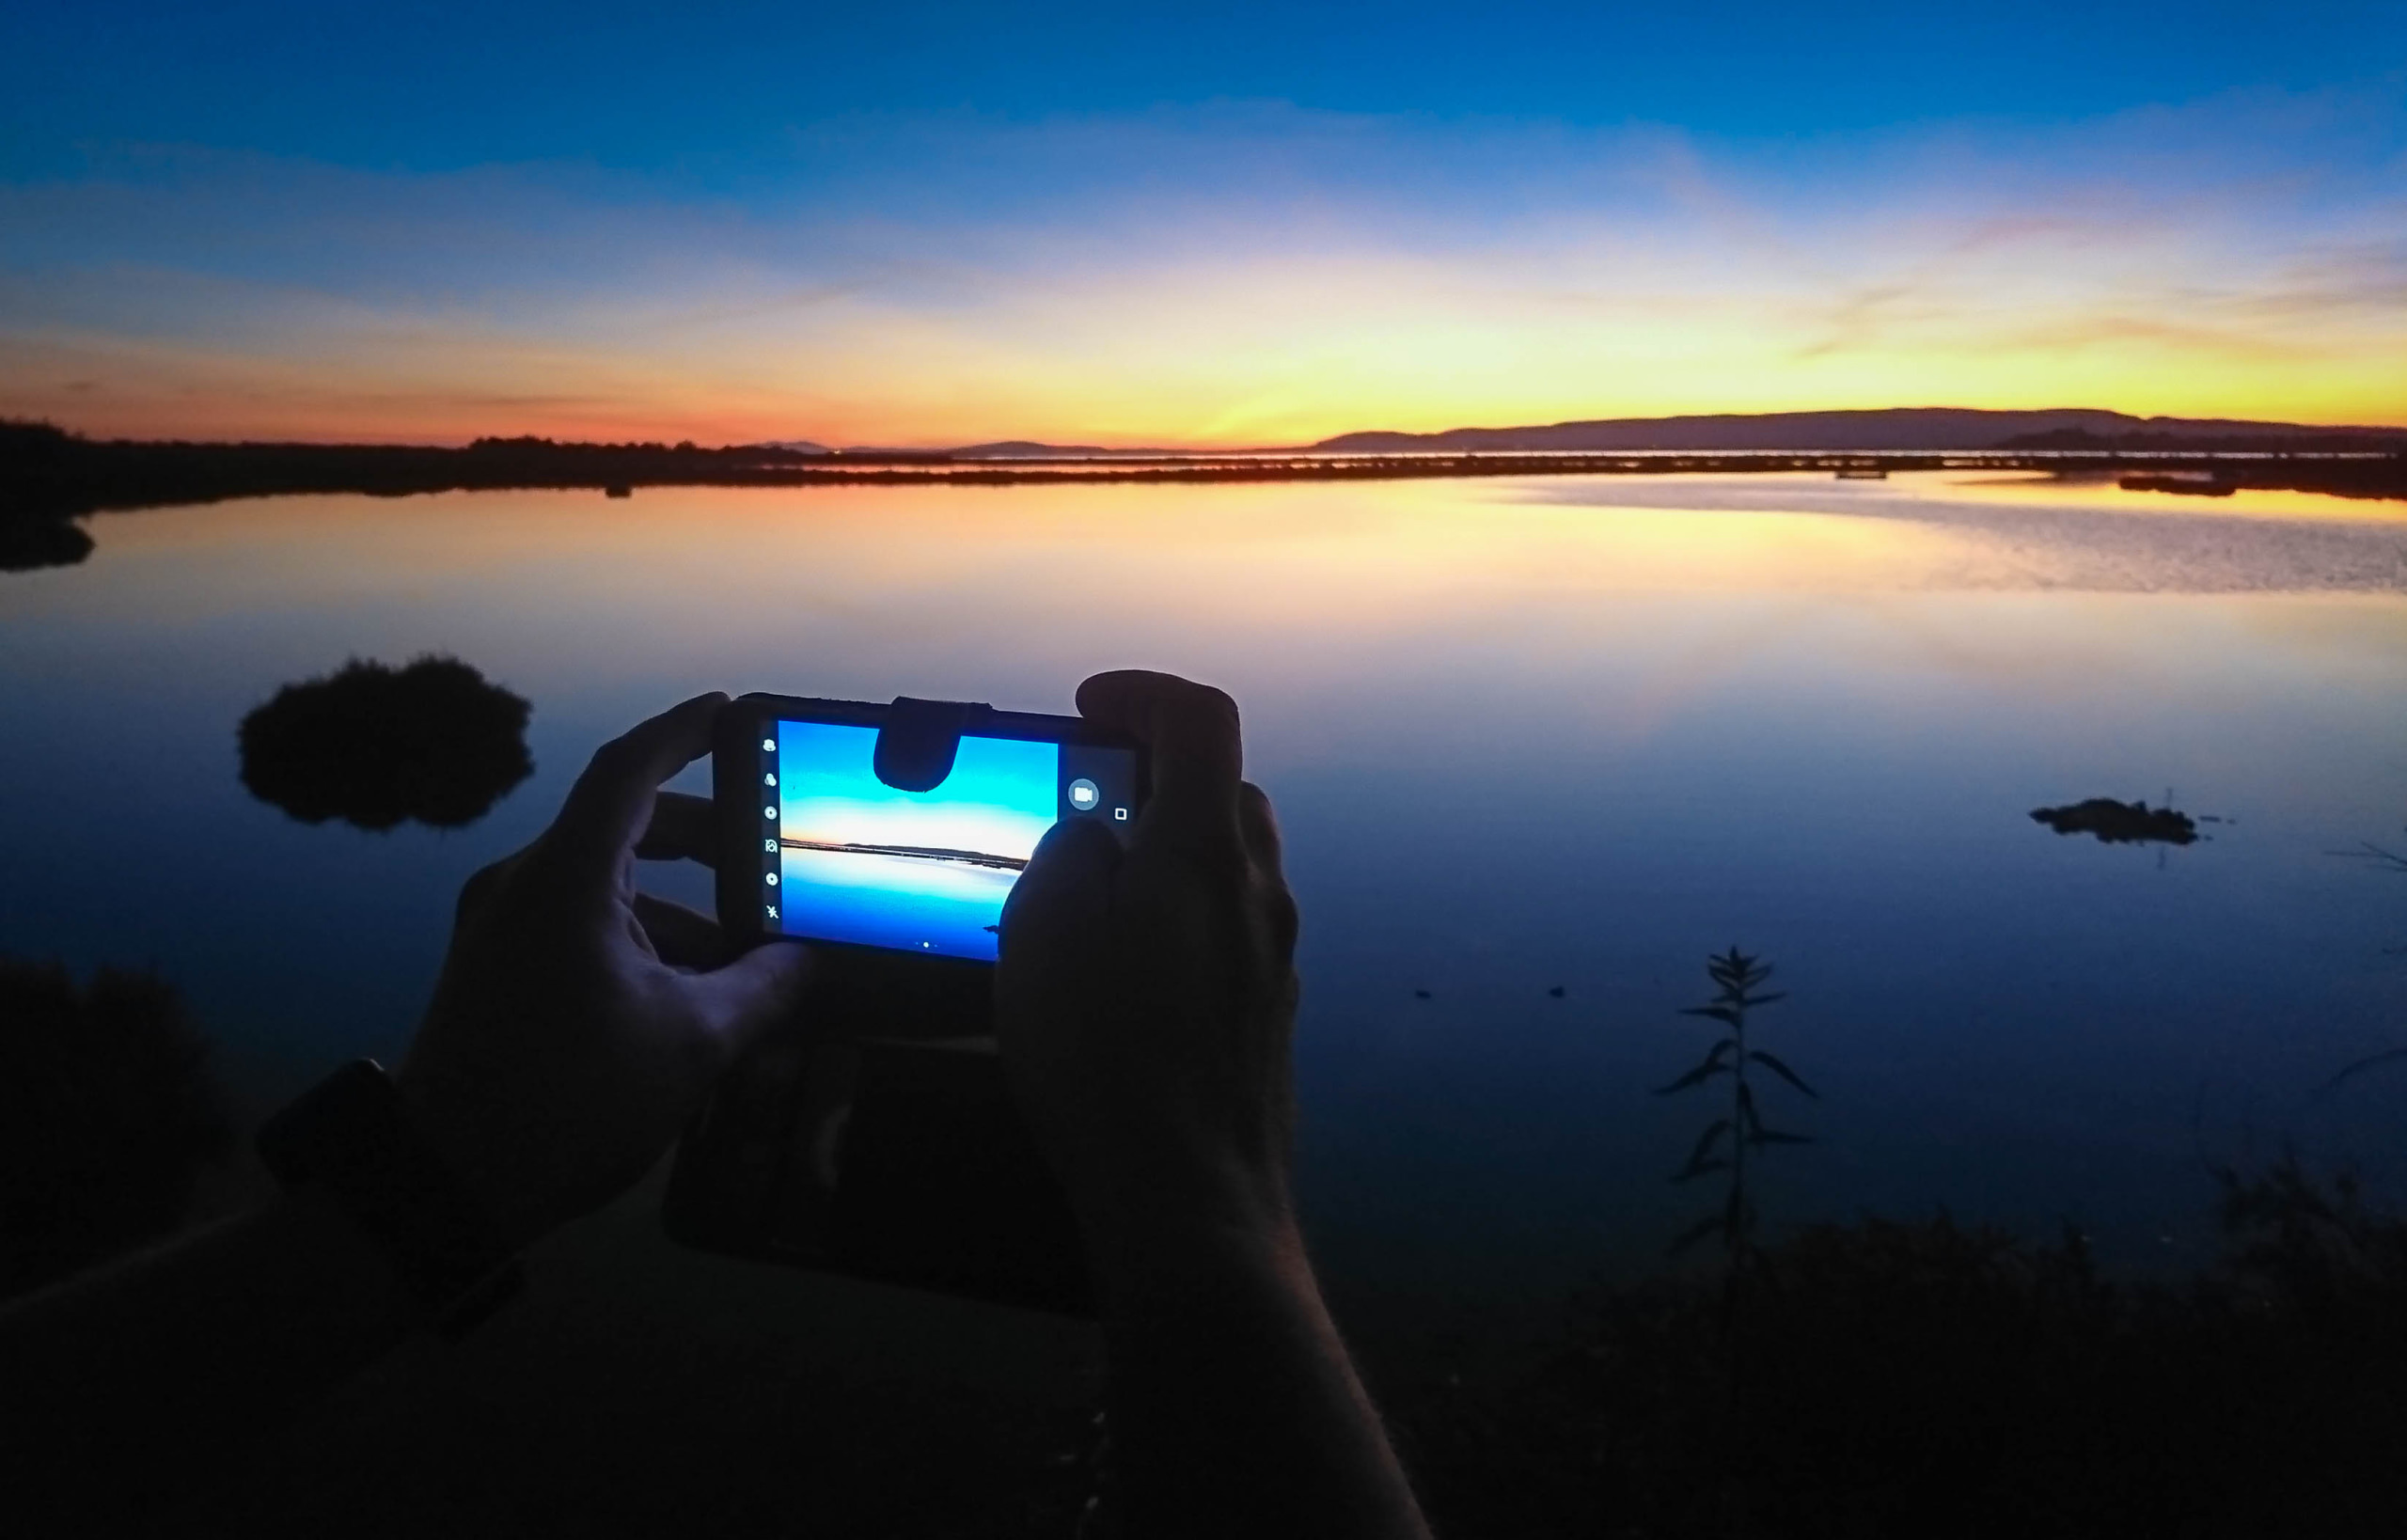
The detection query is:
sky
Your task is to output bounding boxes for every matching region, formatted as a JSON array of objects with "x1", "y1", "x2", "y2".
[
  {"x1": 777, "y1": 721, "x2": 1055, "y2": 856},
  {"x1": 1, "y1": 2, "x2": 2402, "y2": 446}
]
